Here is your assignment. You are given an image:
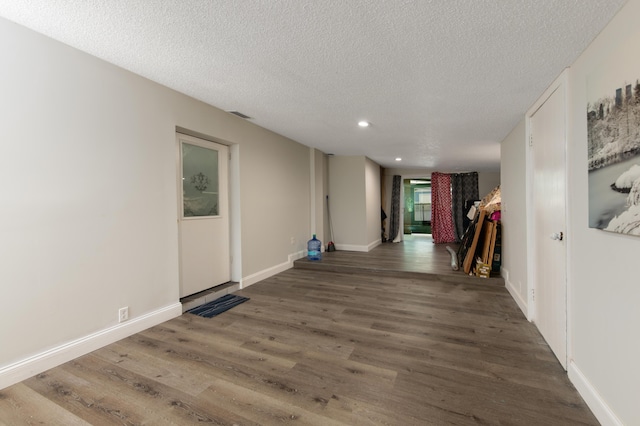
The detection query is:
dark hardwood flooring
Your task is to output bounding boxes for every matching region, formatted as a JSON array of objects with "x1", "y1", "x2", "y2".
[{"x1": 0, "y1": 235, "x2": 597, "y2": 425}]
